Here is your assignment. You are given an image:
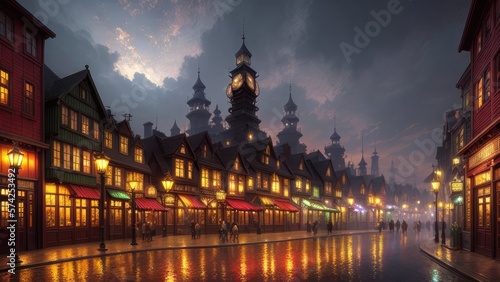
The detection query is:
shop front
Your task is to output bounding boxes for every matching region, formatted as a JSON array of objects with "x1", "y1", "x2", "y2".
[{"x1": 461, "y1": 135, "x2": 500, "y2": 259}]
